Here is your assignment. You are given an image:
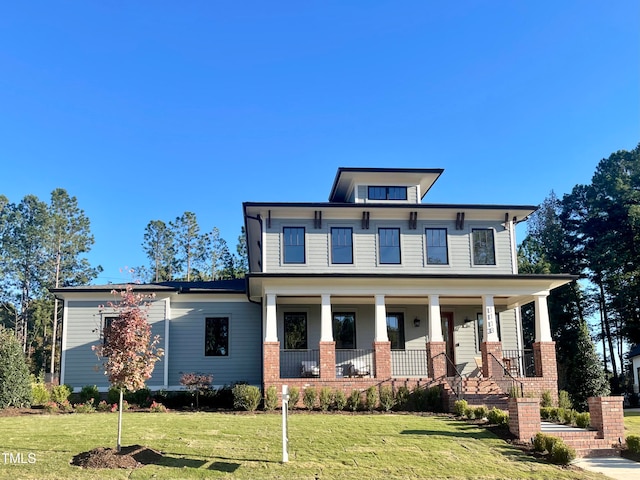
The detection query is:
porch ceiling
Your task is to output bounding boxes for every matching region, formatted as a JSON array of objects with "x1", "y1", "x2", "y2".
[{"x1": 248, "y1": 273, "x2": 577, "y2": 308}]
